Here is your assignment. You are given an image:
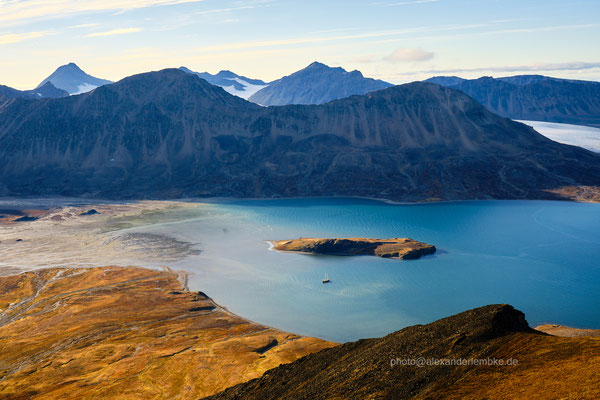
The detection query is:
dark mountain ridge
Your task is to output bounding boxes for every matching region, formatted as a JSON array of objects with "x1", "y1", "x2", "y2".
[
  {"x1": 425, "y1": 74, "x2": 600, "y2": 126},
  {"x1": 204, "y1": 304, "x2": 600, "y2": 399},
  {"x1": 0, "y1": 68, "x2": 599, "y2": 200},
  {"x1": 0, "y1": 81, "x2": 68, "y2": 100},
  {"x1": 179, "y1": 67, "x2": 268, "y2": 88}
]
